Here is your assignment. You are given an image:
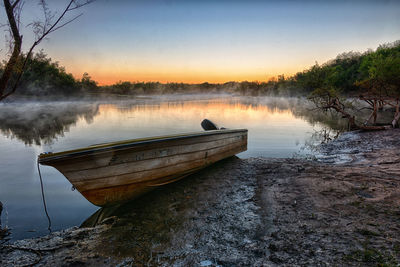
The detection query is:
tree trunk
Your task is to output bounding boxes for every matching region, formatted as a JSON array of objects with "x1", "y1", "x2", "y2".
[
  {"x1": 327, "y1": 98, "x2": 391, "y2": 131},
  {"x1": 0, "y1": 0, "x2": 23, "y2": 98},
  {"x1": 392, "y1": 102, "x2": 400, "y2": 128},
  {"x1": 373, "y1": 99, "x2": 377, "y2": 124}
]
